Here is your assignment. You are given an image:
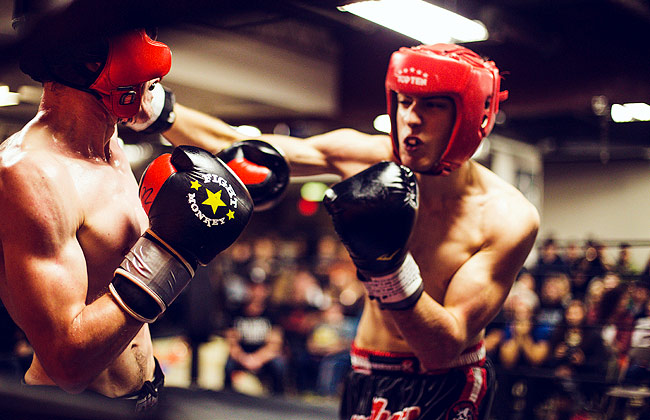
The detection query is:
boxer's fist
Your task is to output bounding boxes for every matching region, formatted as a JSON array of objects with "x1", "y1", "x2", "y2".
[
  {"x1": 140, "y1": 146, "x2": 253, "y2": 266},
  {"x1": 217, "y1": 140, "x2": 290, "y2": 211},
  {"x1": 110, "y1": 146, "x2": 253, "y2": 322},
  {"x1": 323, "y1": 162, "x2": 423, "y2": 309}
]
